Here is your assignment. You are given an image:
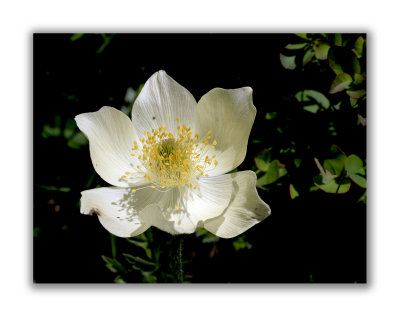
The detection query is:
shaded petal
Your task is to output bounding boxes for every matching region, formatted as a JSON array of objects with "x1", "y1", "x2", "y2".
[
  {"x1": 195, "y1": 87, "x2": 256, "y2": 176},
  {"x1": 204, "y1": 171, "x2": 271, "y2": 238},
  {"x1": 80, "y1": 187, "x2": 152, "y2": 237},
  {"x1": 131, "y1": 70, "x2": 197, "y2": 139},
  {"x1": 76, "y1": 106, "x2": 148, "y2": 187},
  {"x1": 146, "y1": 174, "x2": 233, "y2": 234}
]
